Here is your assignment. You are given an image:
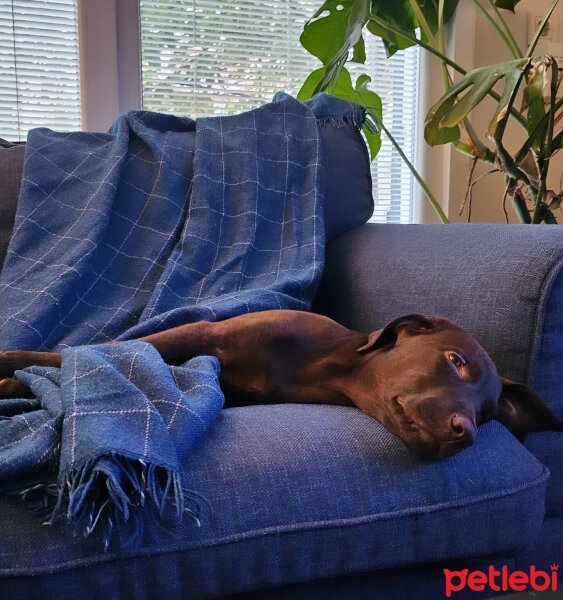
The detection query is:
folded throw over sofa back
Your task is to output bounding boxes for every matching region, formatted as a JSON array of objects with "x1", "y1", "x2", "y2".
[{"x1": 0, "y1": 111, "x2": 372, "y2": 270}]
